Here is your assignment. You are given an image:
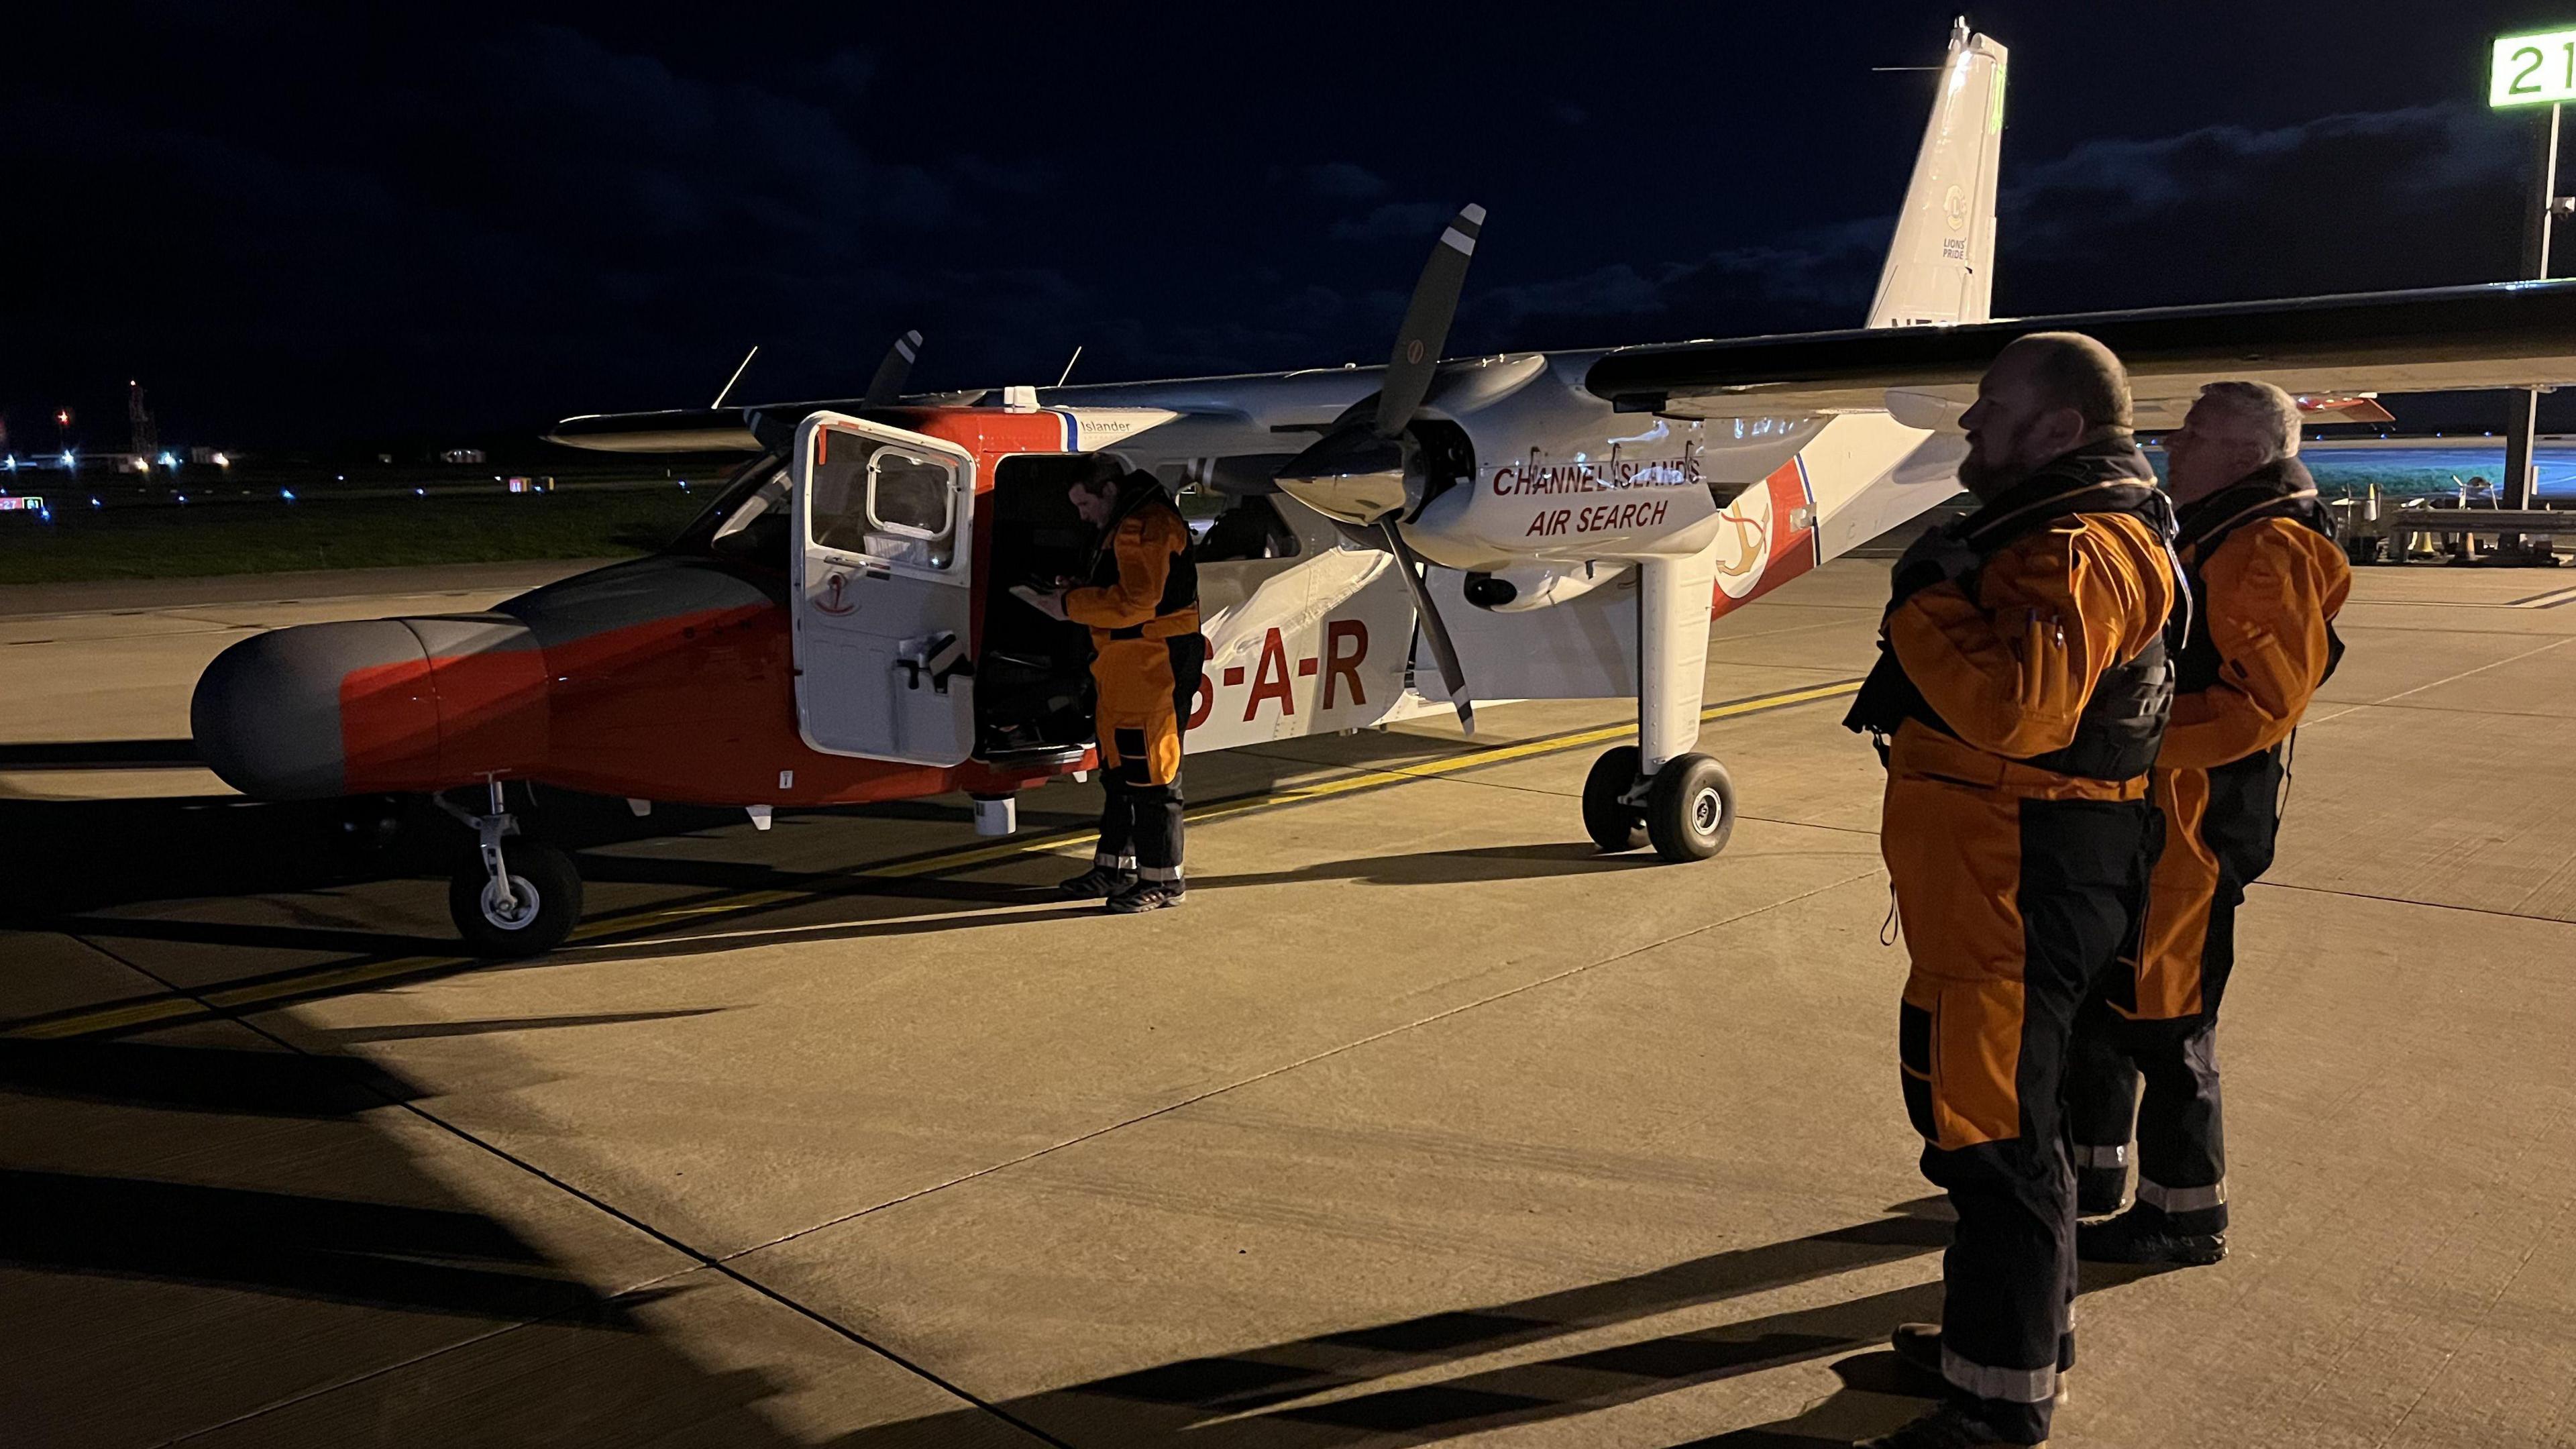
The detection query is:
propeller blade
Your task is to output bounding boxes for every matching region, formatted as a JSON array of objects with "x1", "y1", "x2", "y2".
[
  {"x1": 862, "y1": 329, "x2": 924, "y2": 407},
  {"x1": 1373, "y1": 204, "x2": 1485, "y2": 439},
  {"x1": 1377, "y1": 517, "x2": 1474, "y2": 735}
]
